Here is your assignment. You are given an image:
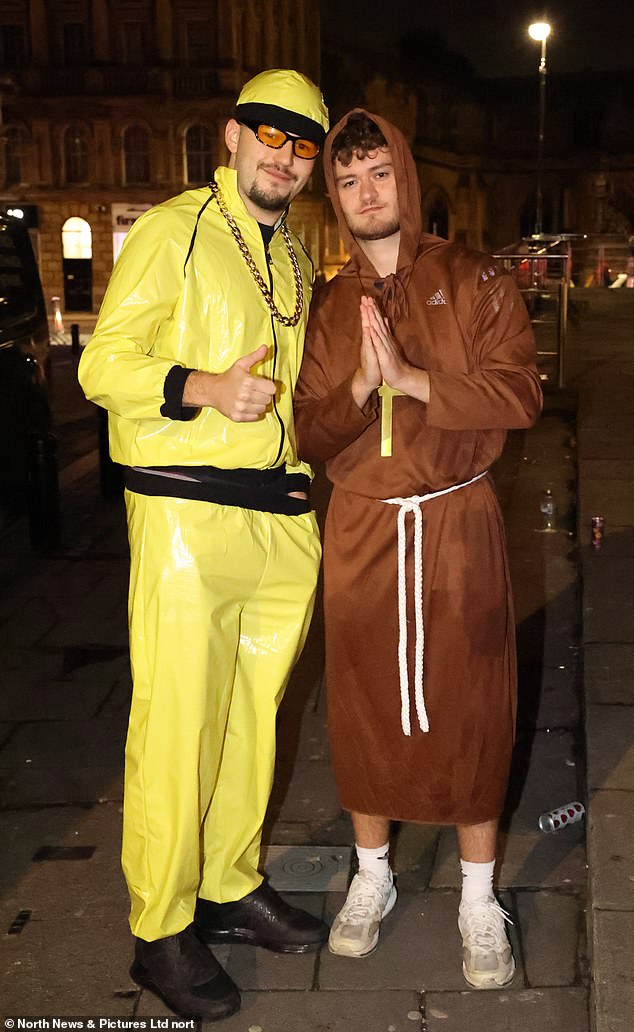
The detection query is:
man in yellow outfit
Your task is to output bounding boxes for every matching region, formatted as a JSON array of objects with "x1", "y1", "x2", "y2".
[{"x1": 79, "y1": 69, "x2": 329, "y2": 1022}]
